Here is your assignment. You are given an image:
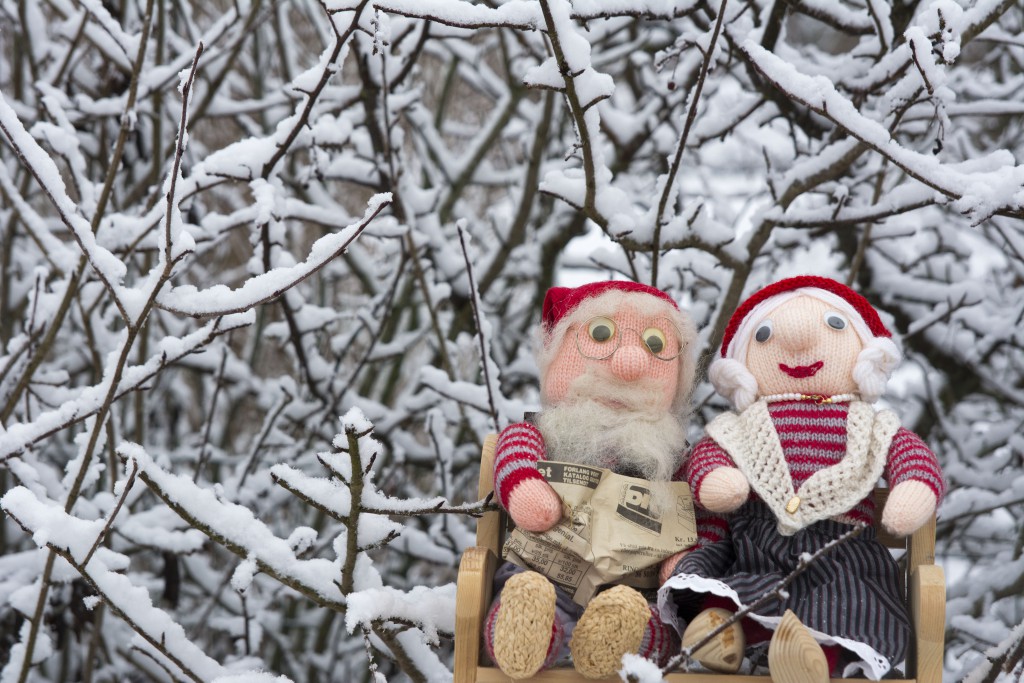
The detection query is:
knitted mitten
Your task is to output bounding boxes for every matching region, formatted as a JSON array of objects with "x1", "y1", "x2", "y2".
[
  {"x1": 697, "y1": 466, "x2": 749, "y2": 513},
  {"x1": 507, "y1": 478, "x2": 563, "y2": 532},
  {"x1": 568, "y1": 585, "x2": 653, "y2": 679},
  {"x1": 881, "y1": 480, "x2": 937, "y2": 537},
  {"x1": 485, "y1": 571, "x2": 565, "y2": 679}
]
